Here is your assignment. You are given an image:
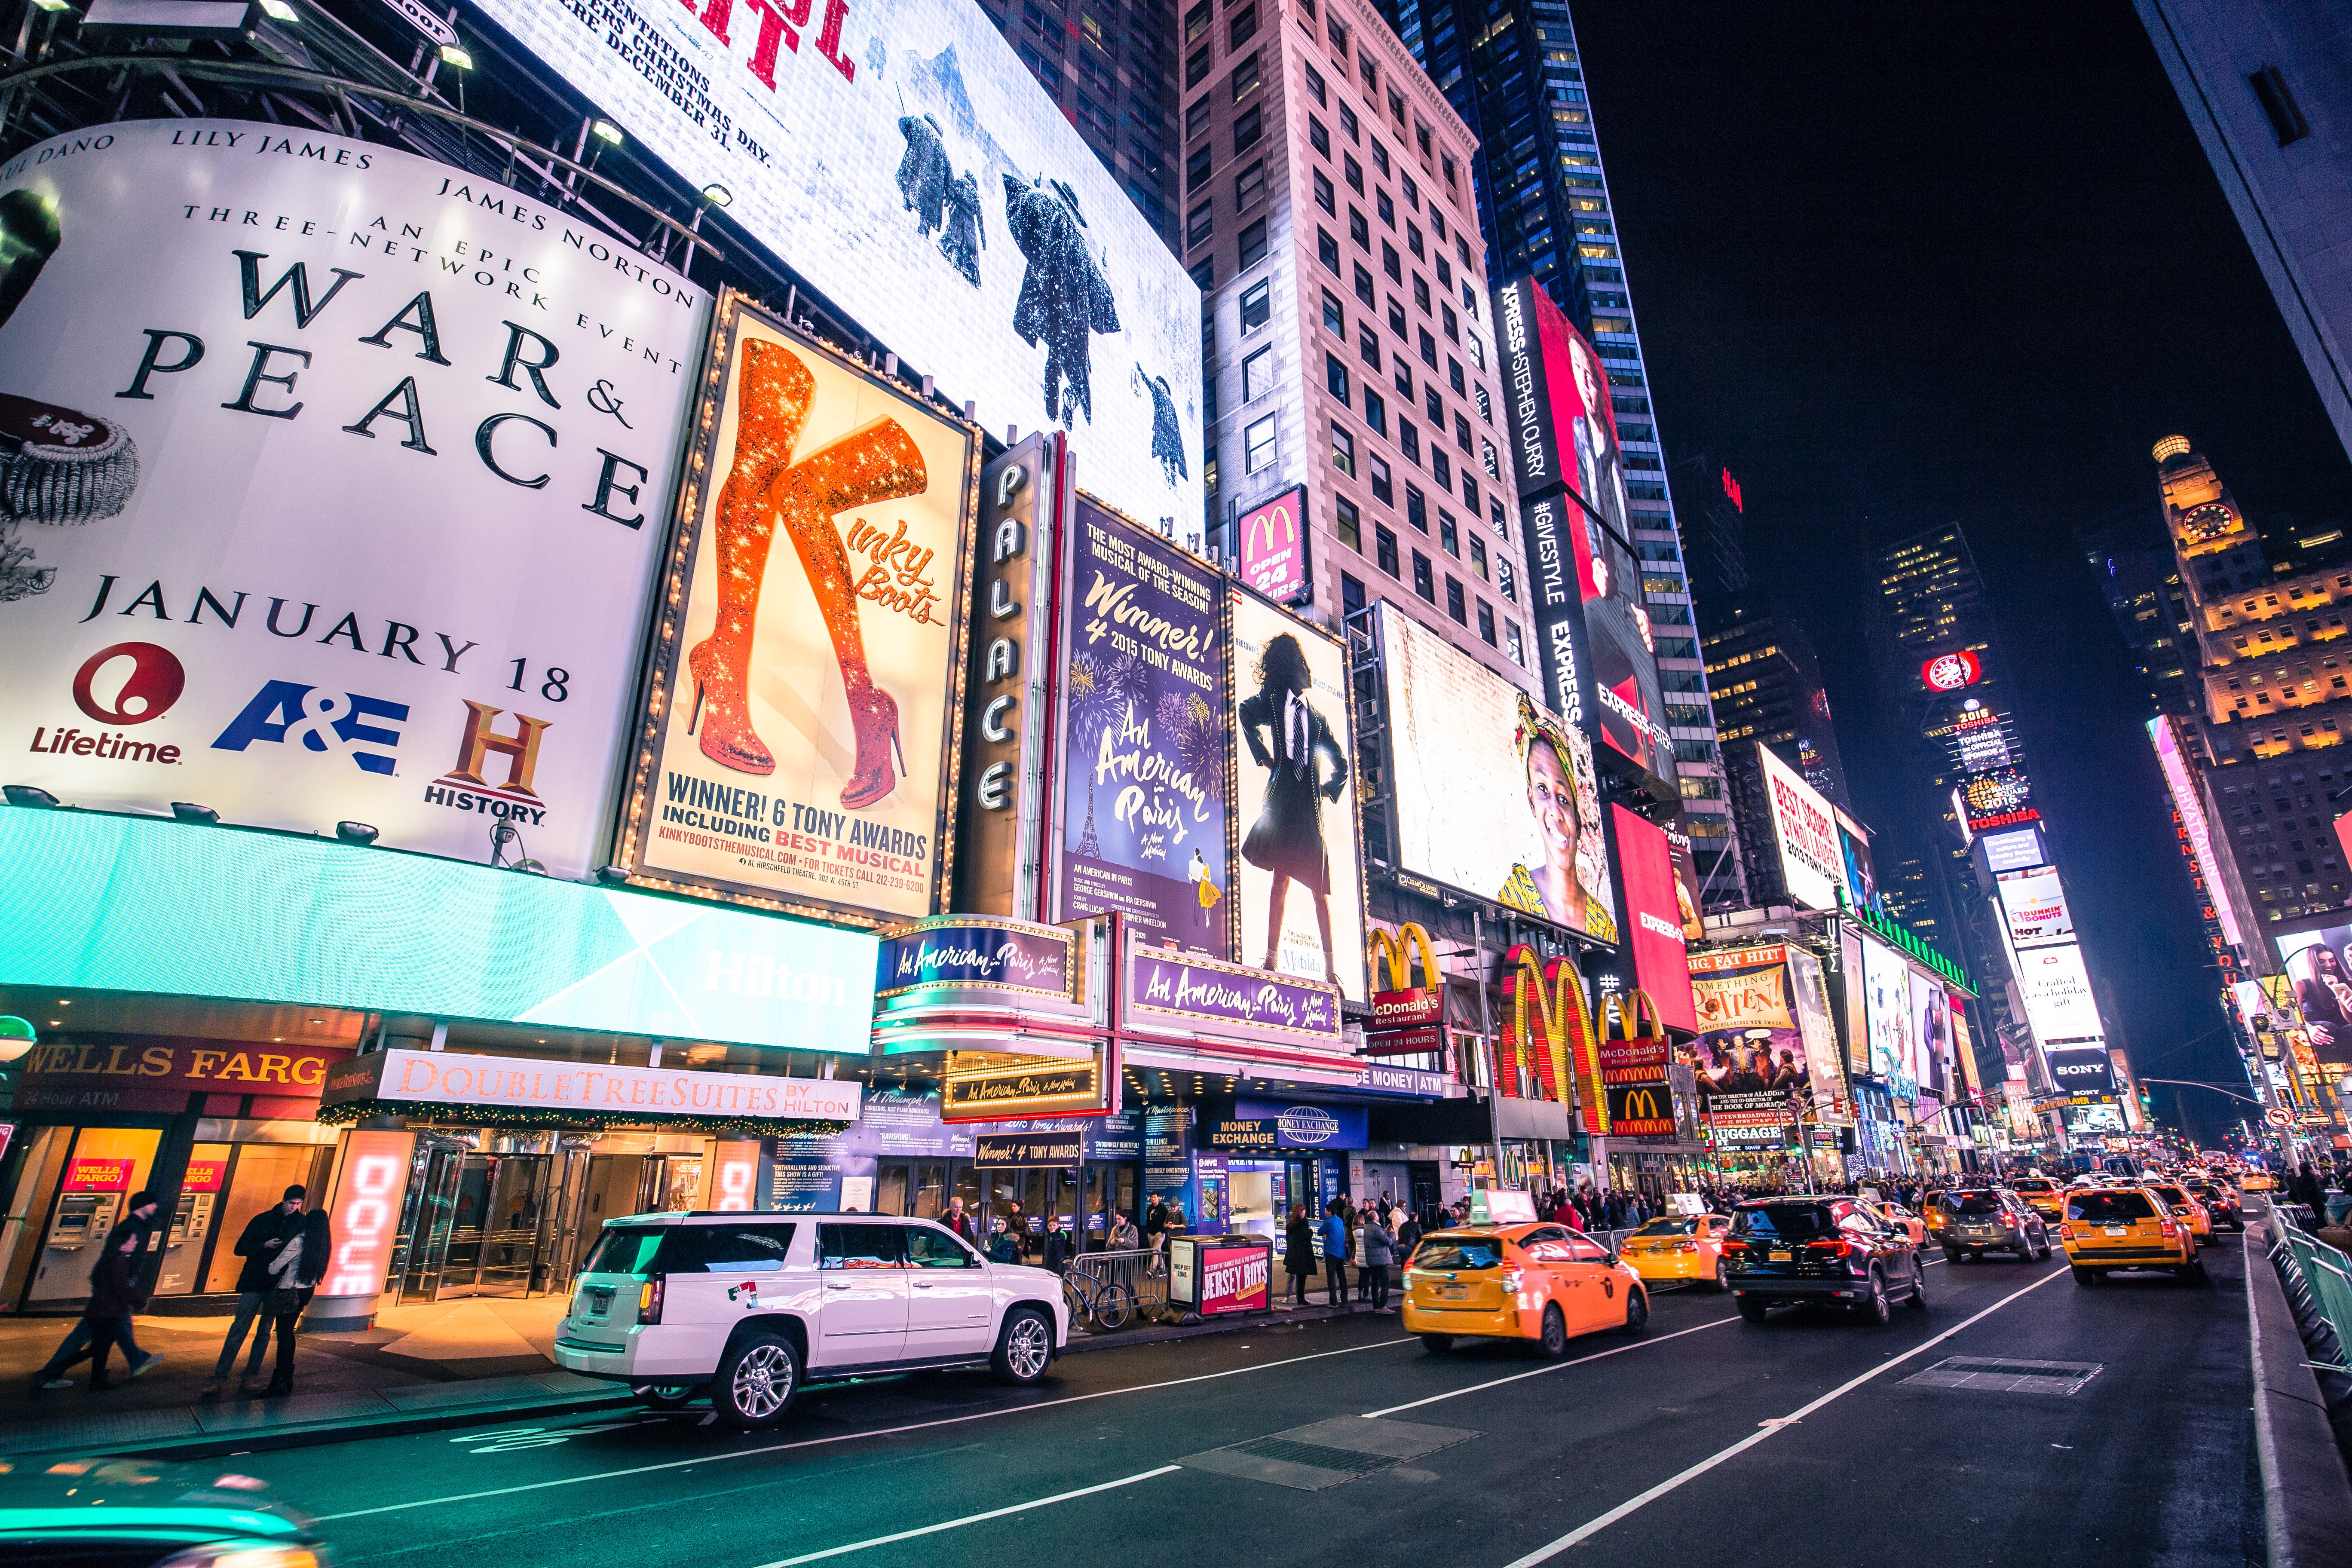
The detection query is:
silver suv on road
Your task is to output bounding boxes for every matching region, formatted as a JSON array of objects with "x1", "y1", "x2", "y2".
[{"x1": 553, "y1": 1212, "x2": 1070, "y2": 1427}]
